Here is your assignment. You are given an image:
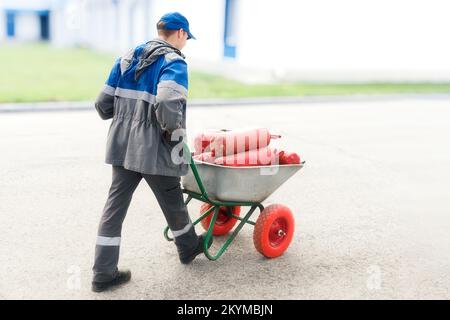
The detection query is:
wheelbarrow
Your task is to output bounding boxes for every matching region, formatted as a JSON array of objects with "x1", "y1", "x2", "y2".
[{"x1": 163, "y1": 143, "x2": 304, "y2": 260}]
